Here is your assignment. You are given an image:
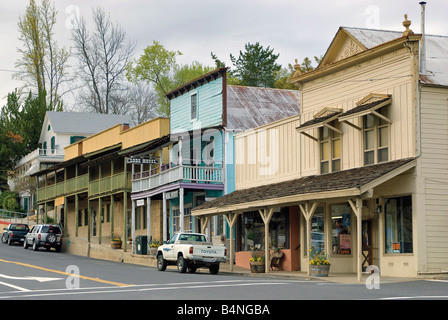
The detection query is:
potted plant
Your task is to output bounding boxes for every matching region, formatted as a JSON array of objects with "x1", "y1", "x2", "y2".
[
  {"x1": 110, "y1": 233, "x2": 122, "y2": 249},
  {"x1": 309, "y1": 250, "x2": 331, "y2": 277},
  {"x1": 249, "y1": 249, "x2": 265, "y2": 273},
  {"x1": 149, "y1": 240, "x2": 159, "y2": 255}
]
